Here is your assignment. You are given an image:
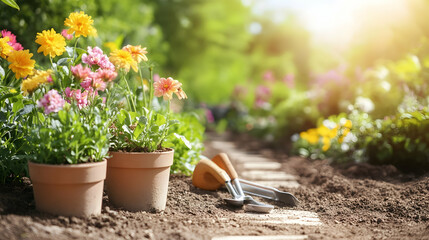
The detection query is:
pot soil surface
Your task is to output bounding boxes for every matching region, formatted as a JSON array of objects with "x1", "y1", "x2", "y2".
[{"x1": 1, "y1": 135, "x2": 428, "y2": 239}]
